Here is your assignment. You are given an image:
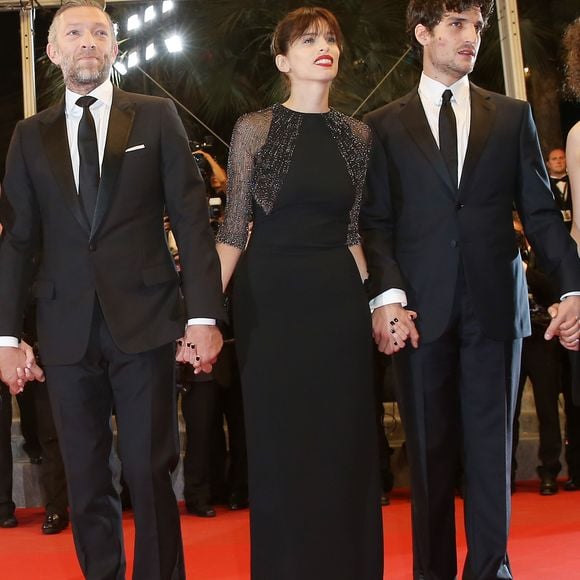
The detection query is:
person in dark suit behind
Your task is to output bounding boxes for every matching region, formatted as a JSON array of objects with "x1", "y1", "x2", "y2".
[
  {"x1": 361, "y1": 1, "x2": 580, "y2": 578},
  {"x1": 0, "y1": 2, "x2": 224, "y2": 578},
  {"x1": 546, "y1": 148, "x2": 572, "y2": 231}
]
